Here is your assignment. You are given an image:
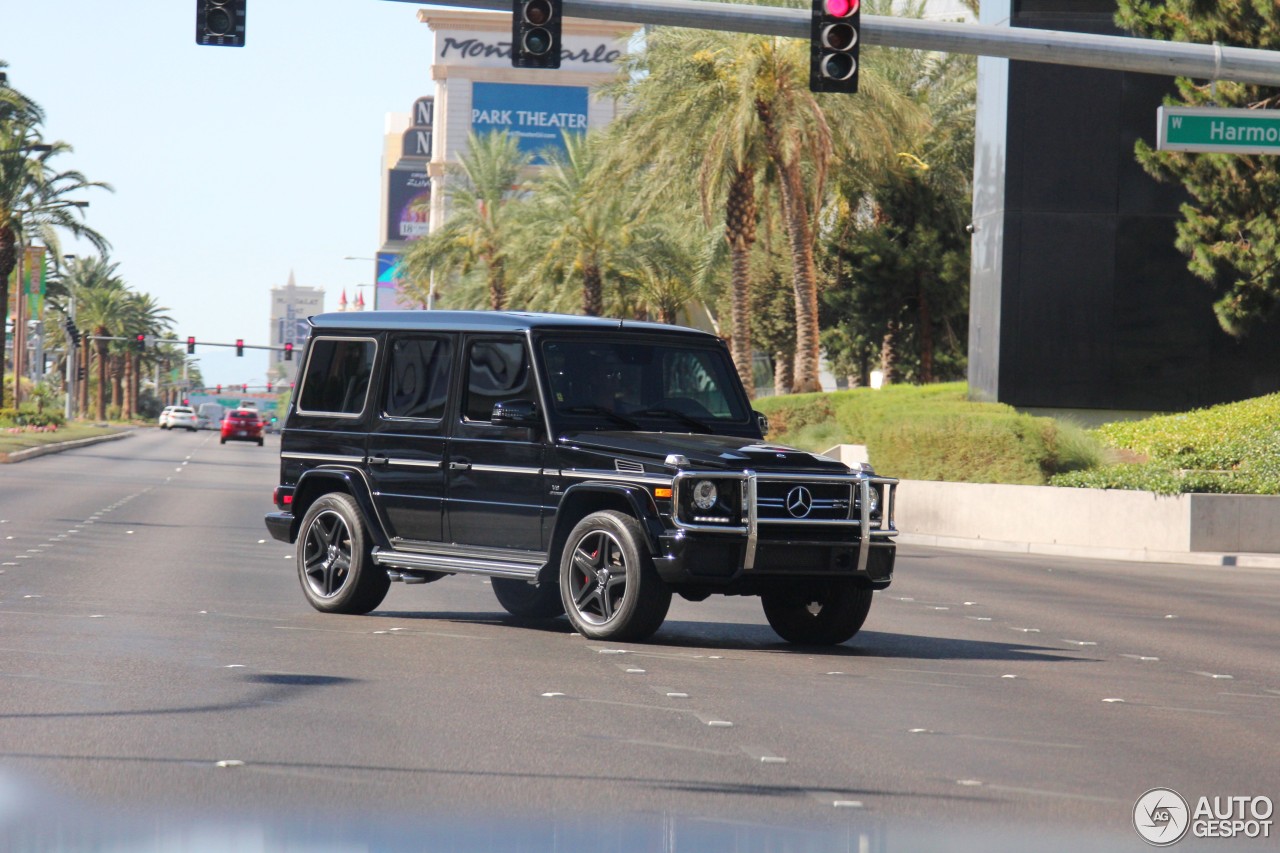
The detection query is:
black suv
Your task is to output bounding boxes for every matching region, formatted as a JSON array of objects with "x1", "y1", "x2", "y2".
[{"x1": 265, "y1": 311, "x2": 898, "y2": 644}]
